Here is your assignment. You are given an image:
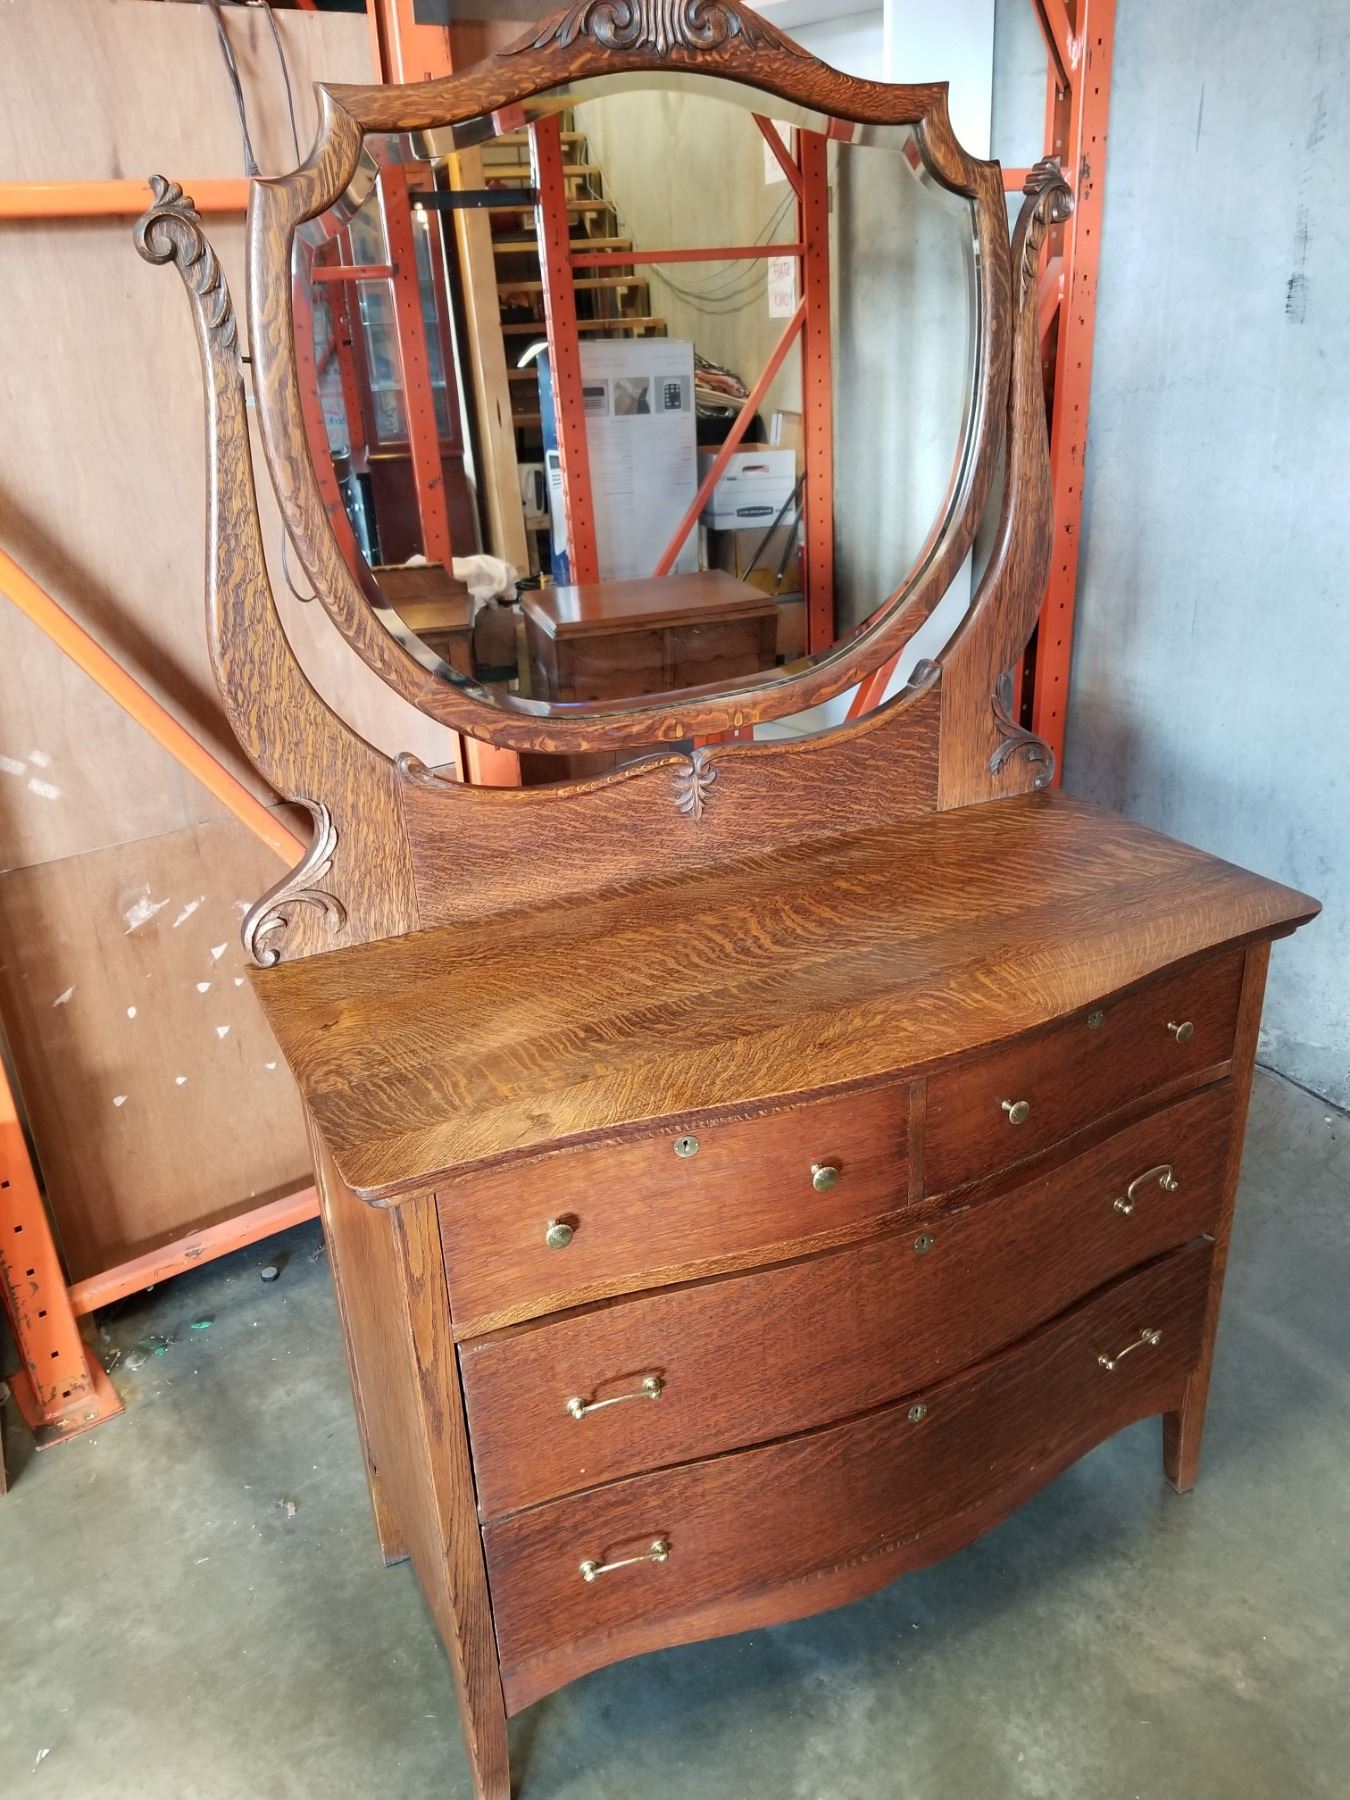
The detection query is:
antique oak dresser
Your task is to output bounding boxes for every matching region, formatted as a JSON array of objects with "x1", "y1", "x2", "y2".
[{"x1": 137, "y1": 7, "x2": 1317, "y2": 1795}]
